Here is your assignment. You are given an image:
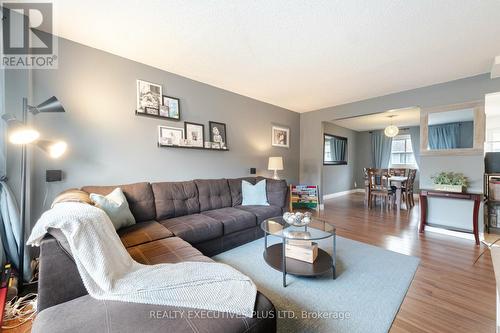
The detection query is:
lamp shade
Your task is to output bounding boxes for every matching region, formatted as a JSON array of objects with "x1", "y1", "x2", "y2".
[
  {"x1": 268, "y1": 156, "x2": 284, "y2": 171},
  {"x1": 32, "y1": 96, "x2": 65, "y2": 114}
]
